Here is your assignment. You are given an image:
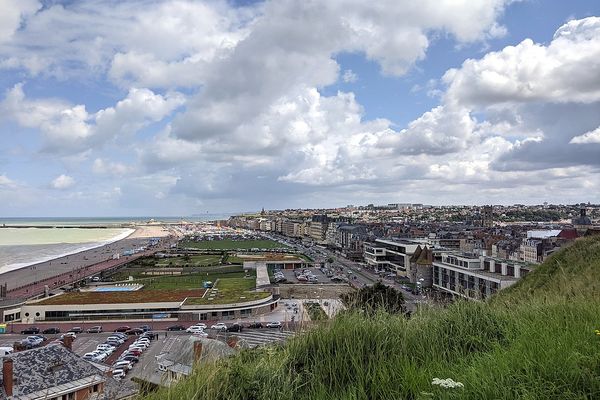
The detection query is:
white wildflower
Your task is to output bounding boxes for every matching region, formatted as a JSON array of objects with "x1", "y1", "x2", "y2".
[{"x1": 432, "y1": 377, "x2": 464, "y2": 389}]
